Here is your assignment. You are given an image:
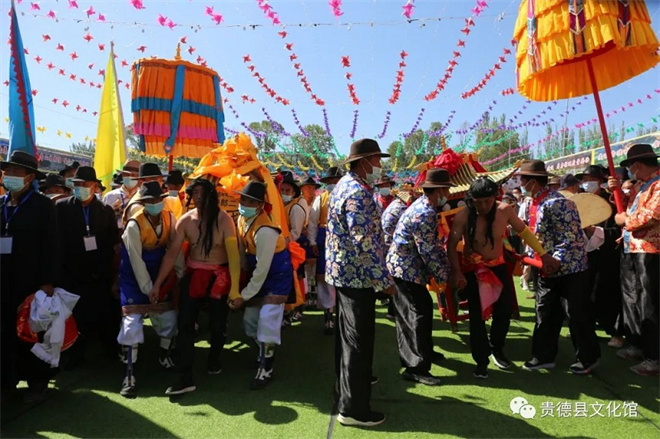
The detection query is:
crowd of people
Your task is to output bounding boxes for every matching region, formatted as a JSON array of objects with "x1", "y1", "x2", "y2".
[{"x1": 0, "y1": 138, "x2": 658, "y2": 428}]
